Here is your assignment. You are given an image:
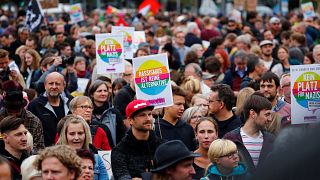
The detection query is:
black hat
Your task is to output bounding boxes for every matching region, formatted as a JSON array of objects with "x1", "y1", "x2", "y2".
[
  {"x1": 151, "y1": 140, "x2": 200, "y2": 172},
  {"x1": 3, "y1": 90, "x2": 27, "y2": 110}
]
